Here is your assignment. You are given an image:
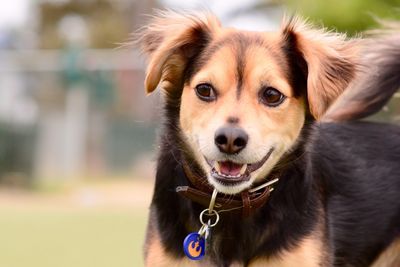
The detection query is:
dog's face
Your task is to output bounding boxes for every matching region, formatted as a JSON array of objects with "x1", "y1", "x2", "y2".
[
  {"x1": 179, "y1": 32, "x2": 307, "y2": 193},
  {"x1": 140, "y1": 11, "x2": 359, "y2": 194}
]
